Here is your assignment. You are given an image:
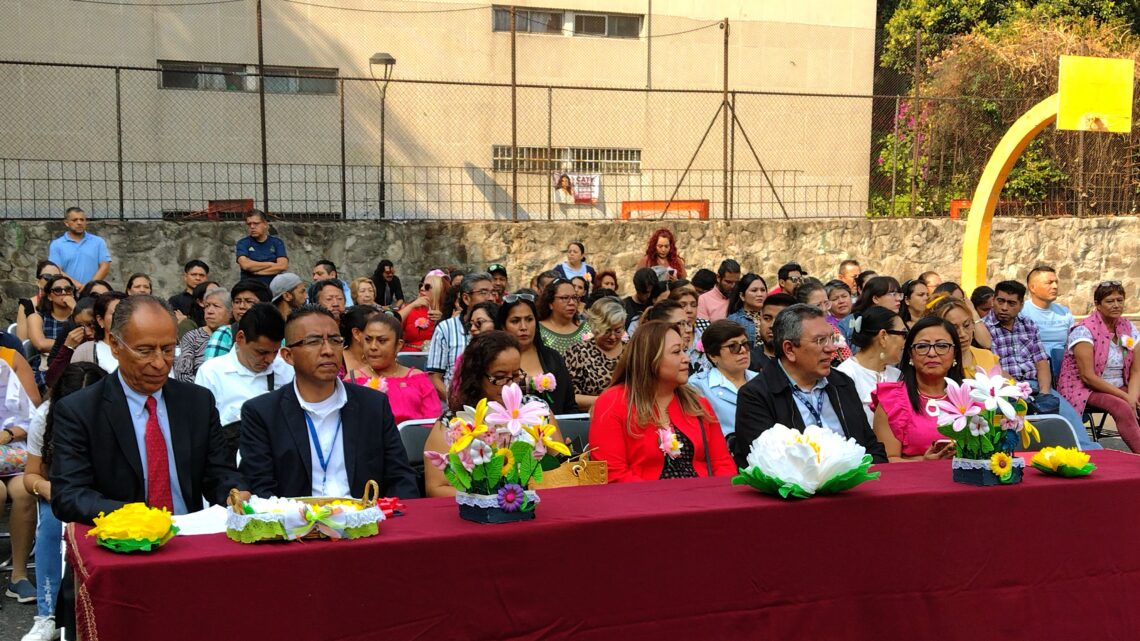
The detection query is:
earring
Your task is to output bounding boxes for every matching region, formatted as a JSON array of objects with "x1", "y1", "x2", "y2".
[
  {"x1": 878, "y1": 351, "x2": 885, "y2": 360},
  {"x1": 952, "y1": 359, "x2": 958, "y2": 366}
]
